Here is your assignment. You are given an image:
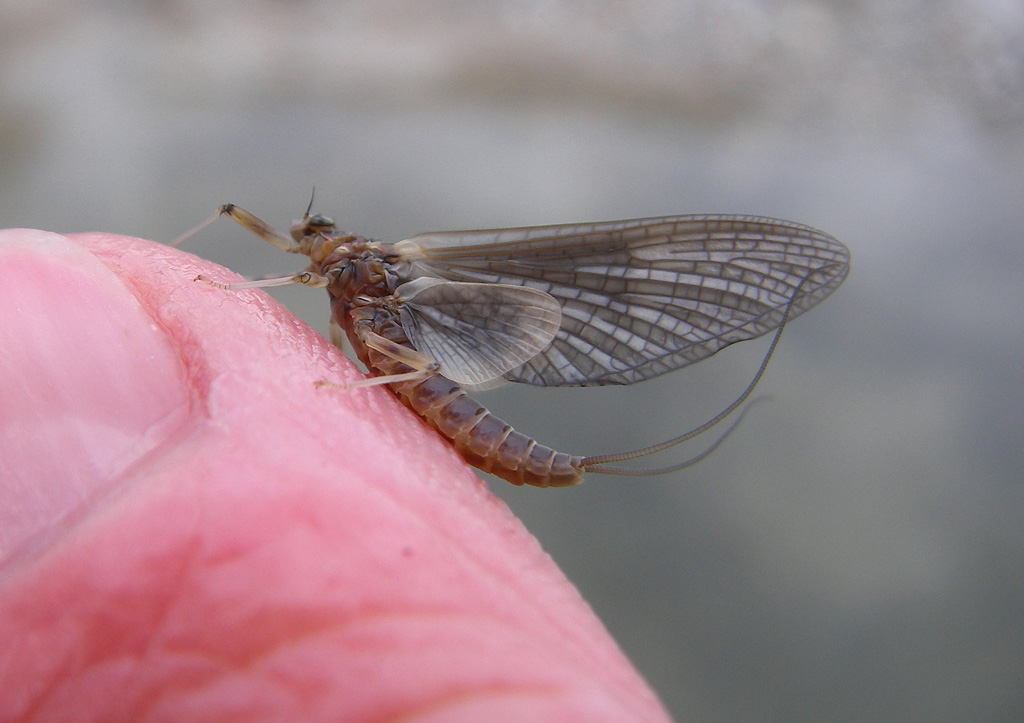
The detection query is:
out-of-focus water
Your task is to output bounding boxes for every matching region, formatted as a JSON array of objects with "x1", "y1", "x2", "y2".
[{"x1": 3, "y1": 2, "x2": 1022, "y2": 719}]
